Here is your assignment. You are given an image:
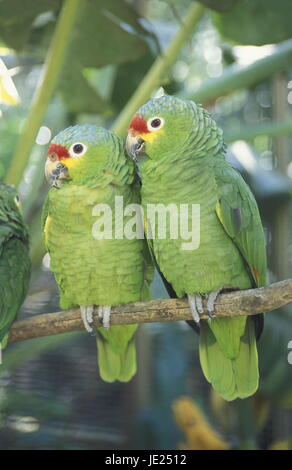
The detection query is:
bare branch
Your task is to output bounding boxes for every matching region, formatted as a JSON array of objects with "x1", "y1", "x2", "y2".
[{"x1": 8, "y1": 280, "x2": 292, "y2": 344}]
